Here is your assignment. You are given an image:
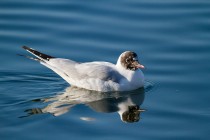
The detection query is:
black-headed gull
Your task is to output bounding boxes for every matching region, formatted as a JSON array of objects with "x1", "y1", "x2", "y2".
[{"x1": 21, "y1": 46, "x2": 145, "y2": 92}]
